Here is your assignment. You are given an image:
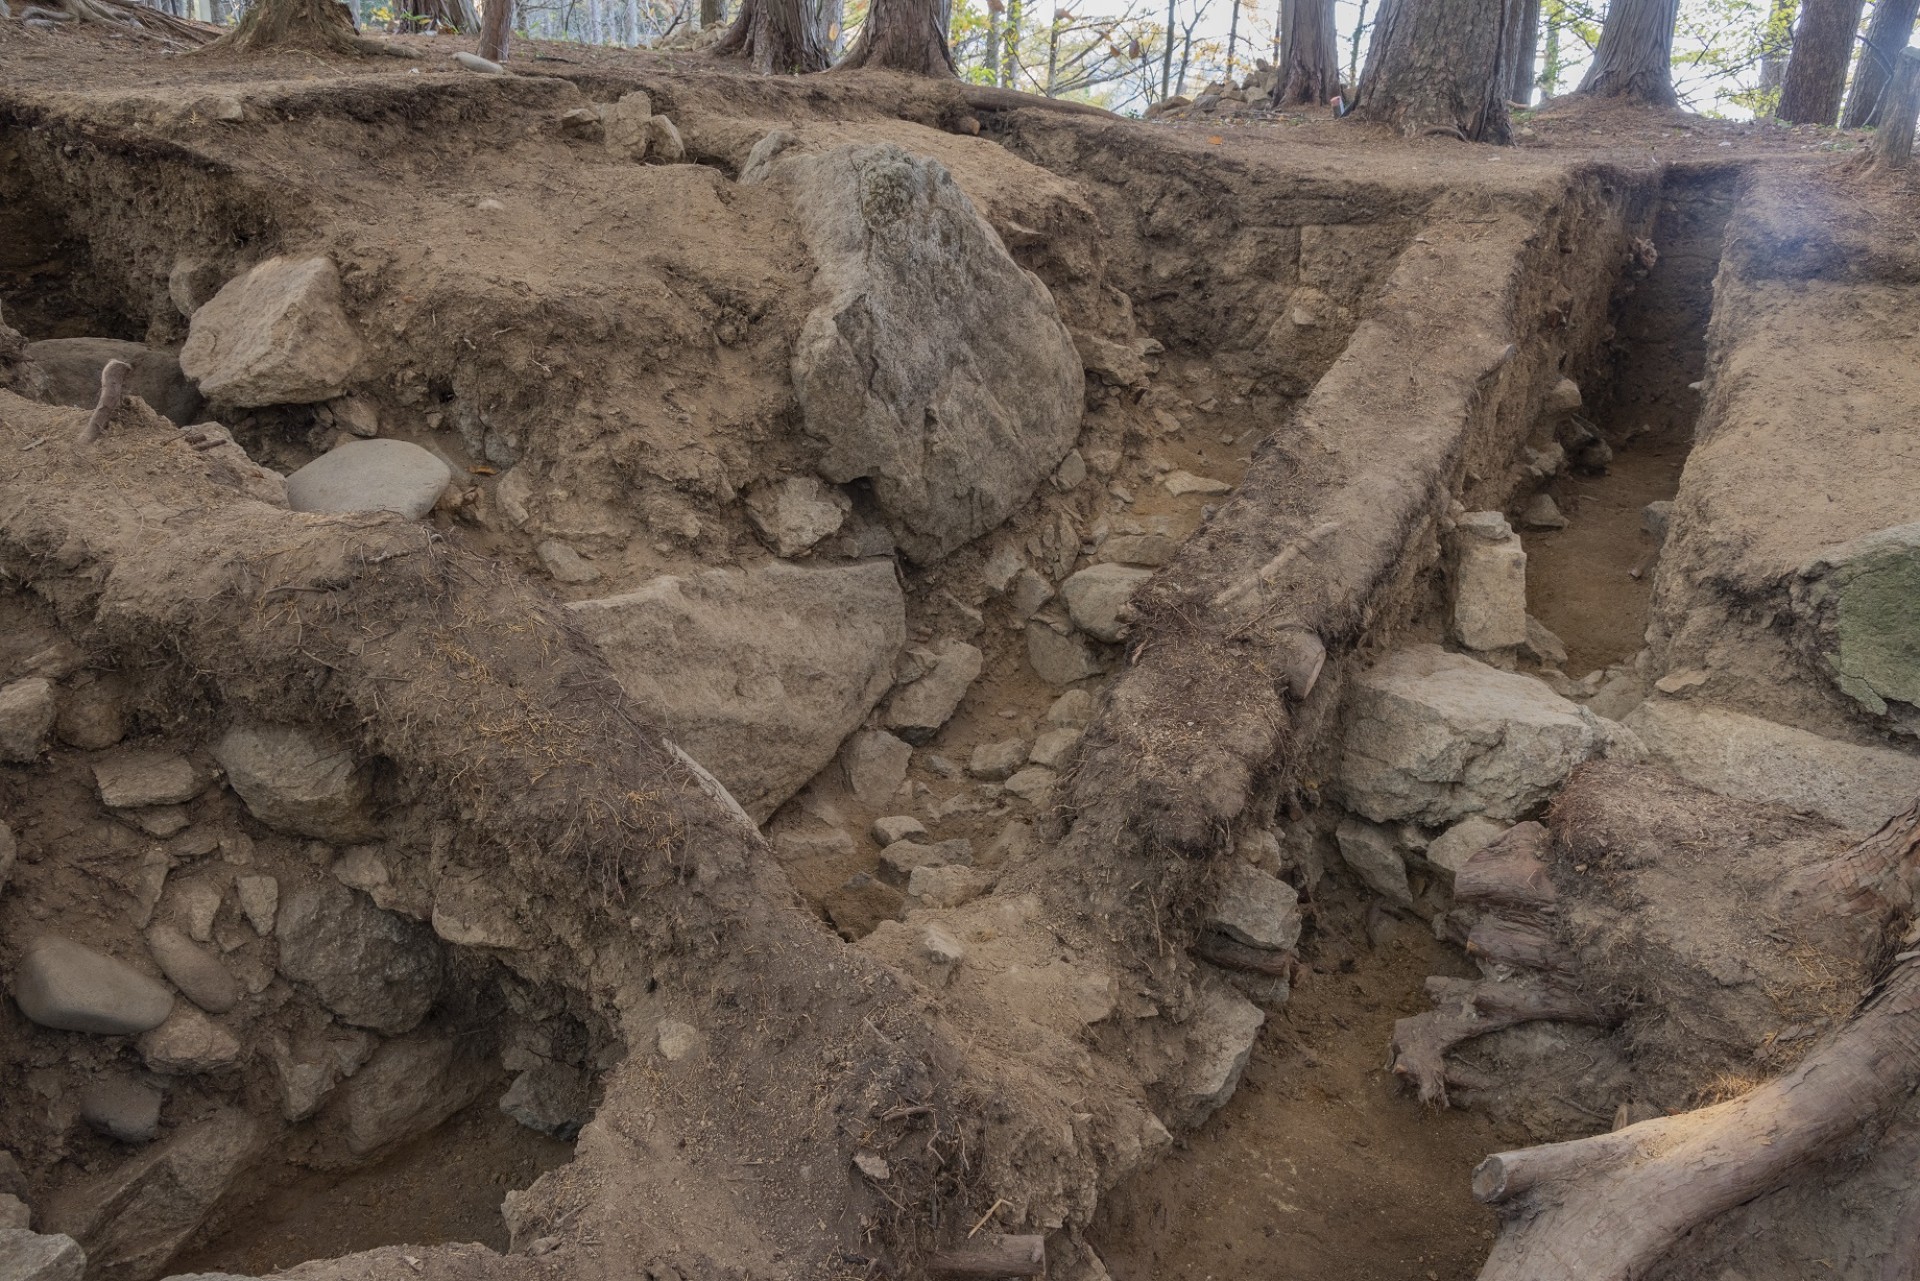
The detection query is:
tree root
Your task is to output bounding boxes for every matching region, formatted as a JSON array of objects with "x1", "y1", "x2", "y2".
[
  {"x1": 198, "y1": 0, "x2": 410, "y2": 57},
  {"x1": 959, "y1": 85, "x2": 1120, "y2": 119},
  {"x1": 16, "y1": 0, "x2": 216, "y2": 42},
  {"x1": 76, "y1": 359, "x2": 129, "y2": 446},
  {"x1": 1391, "y1": 976, "x2": 1613, "y2": 1106}
]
